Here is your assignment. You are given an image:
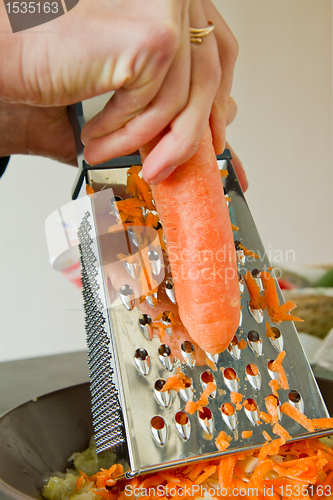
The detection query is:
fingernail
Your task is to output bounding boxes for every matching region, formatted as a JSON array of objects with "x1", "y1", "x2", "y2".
[{"x1": 145, "y1": 165, "x2": 177, "y2": 185}]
